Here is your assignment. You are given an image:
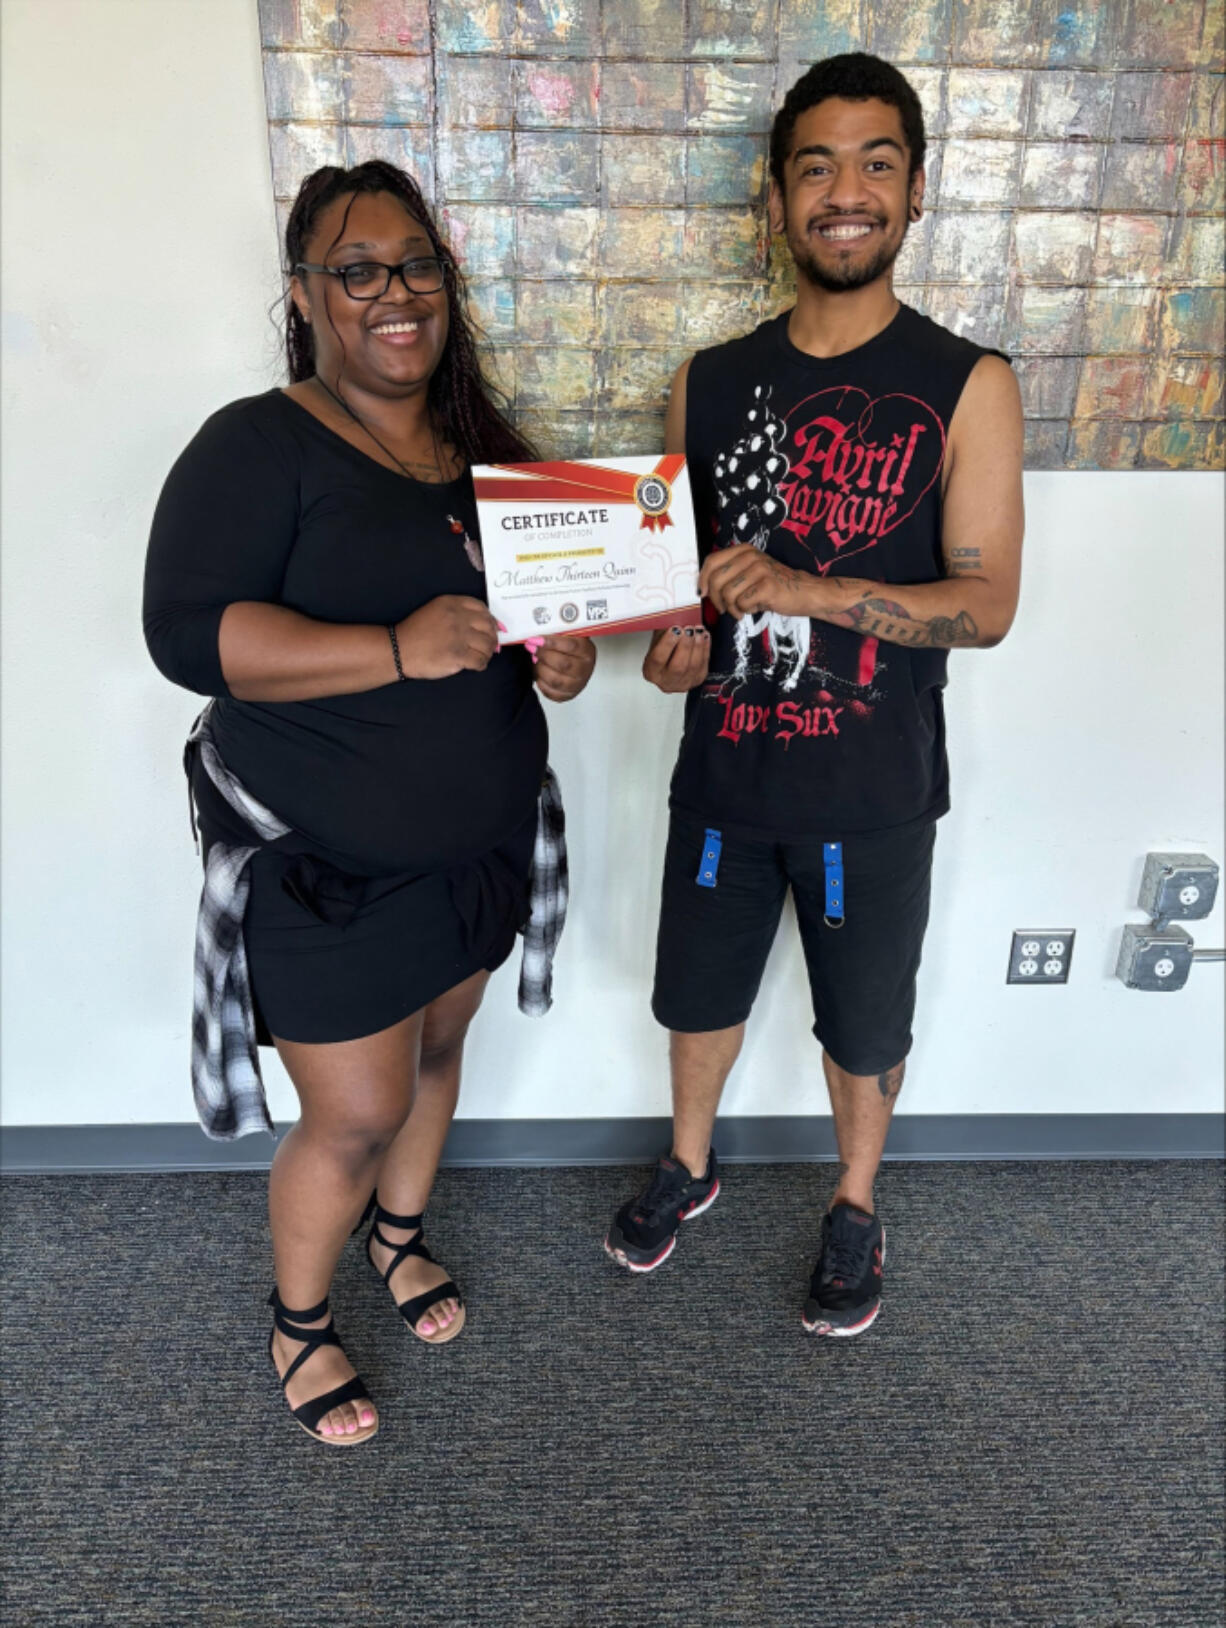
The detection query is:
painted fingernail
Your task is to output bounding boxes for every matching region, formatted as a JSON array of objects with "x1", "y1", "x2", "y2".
[
  {"x1": 670, "y1": 627, "x2": 681, "y2": 635},
  {"x1": 496, "y1": 619, "x2": 507, "y2": 632}
]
